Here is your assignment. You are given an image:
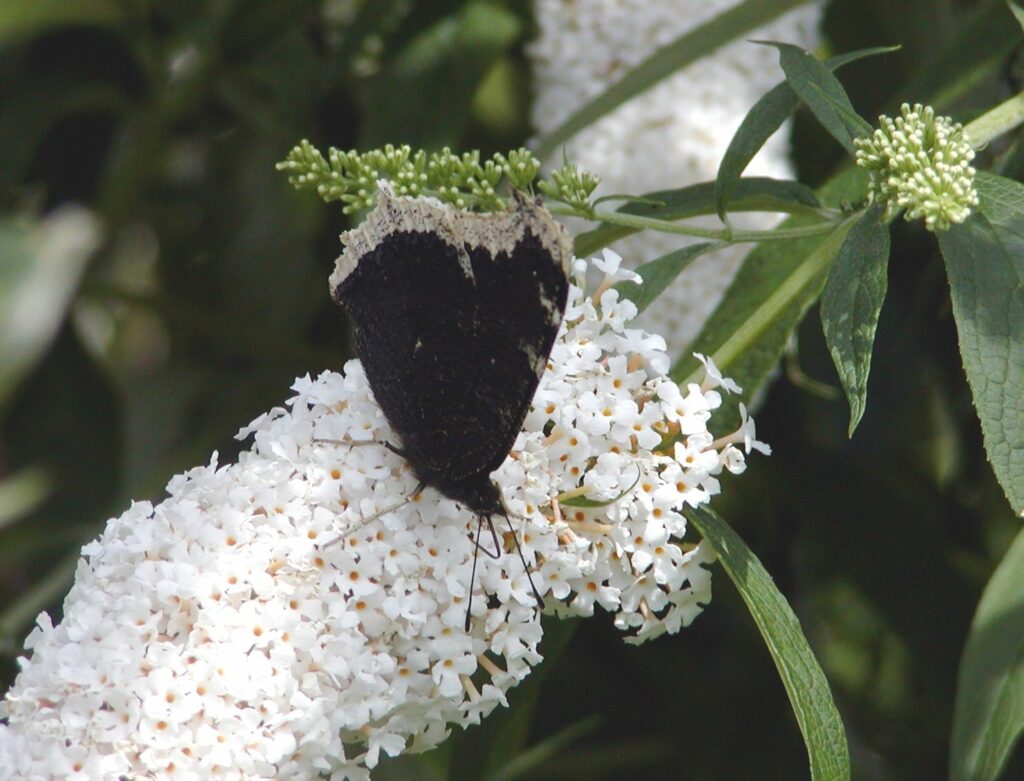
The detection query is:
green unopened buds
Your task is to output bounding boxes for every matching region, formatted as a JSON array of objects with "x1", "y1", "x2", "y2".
[{"x1": 854, "y1": 103, "x2": 978, "y2": 232}]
